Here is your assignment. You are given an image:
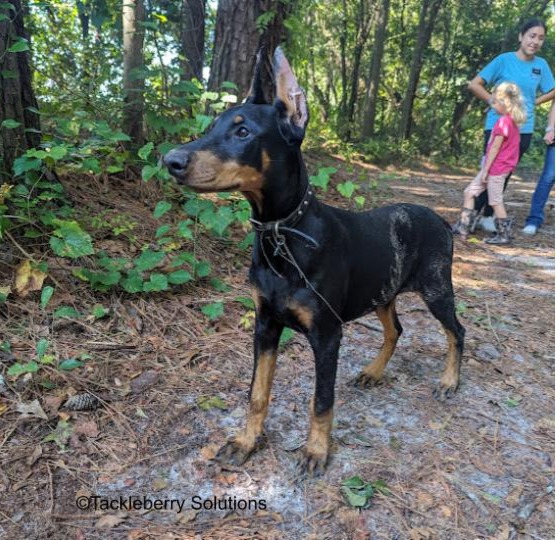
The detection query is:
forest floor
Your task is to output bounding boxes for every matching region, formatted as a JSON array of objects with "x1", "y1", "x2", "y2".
[{"x1": 0, "y1": 150, "x2": 554, "y2": 540}]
